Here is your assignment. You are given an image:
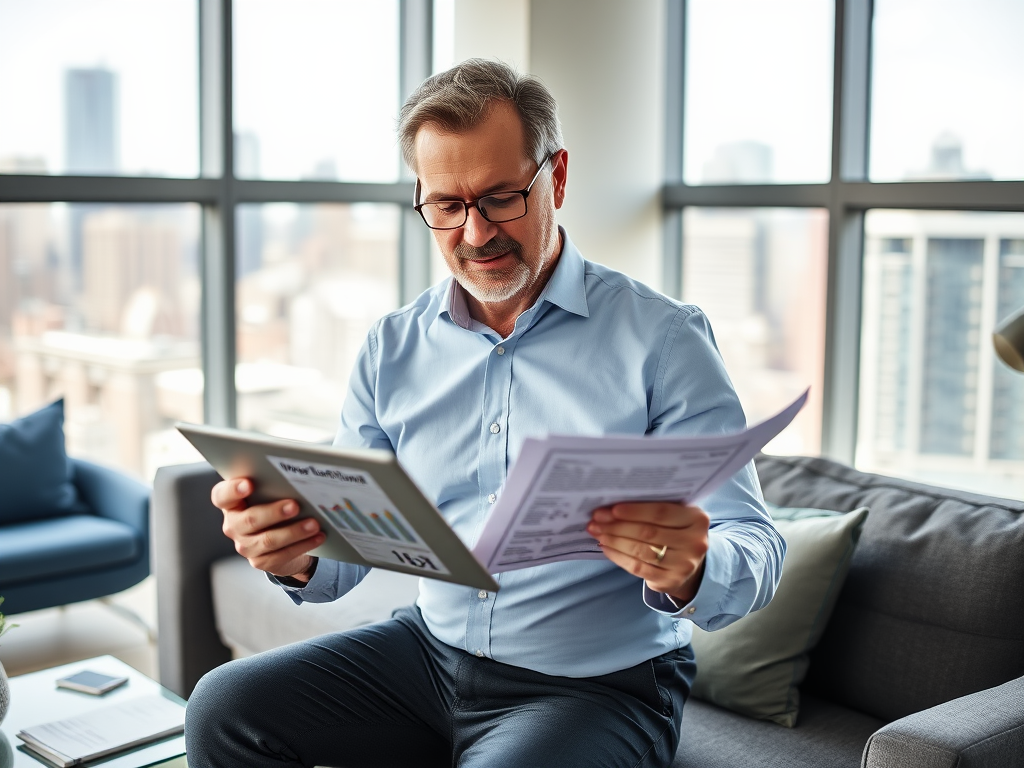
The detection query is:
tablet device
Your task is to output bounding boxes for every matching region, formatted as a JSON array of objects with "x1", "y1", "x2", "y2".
[{"x1": 176, "y1": 423, "x2": 499, "y2": 591}]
